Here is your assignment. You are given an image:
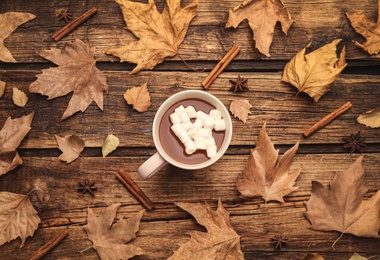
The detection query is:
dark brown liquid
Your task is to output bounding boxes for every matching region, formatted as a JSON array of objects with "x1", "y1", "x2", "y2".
[{"x1": 159, "y1": 98, "x2": 225, "y2": 164}]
